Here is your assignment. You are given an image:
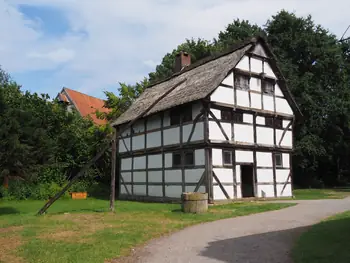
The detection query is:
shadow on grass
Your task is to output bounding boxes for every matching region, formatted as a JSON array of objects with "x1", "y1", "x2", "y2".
[{"x1": 0, "y1": 207, "x2": 20, "y2": 216}]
